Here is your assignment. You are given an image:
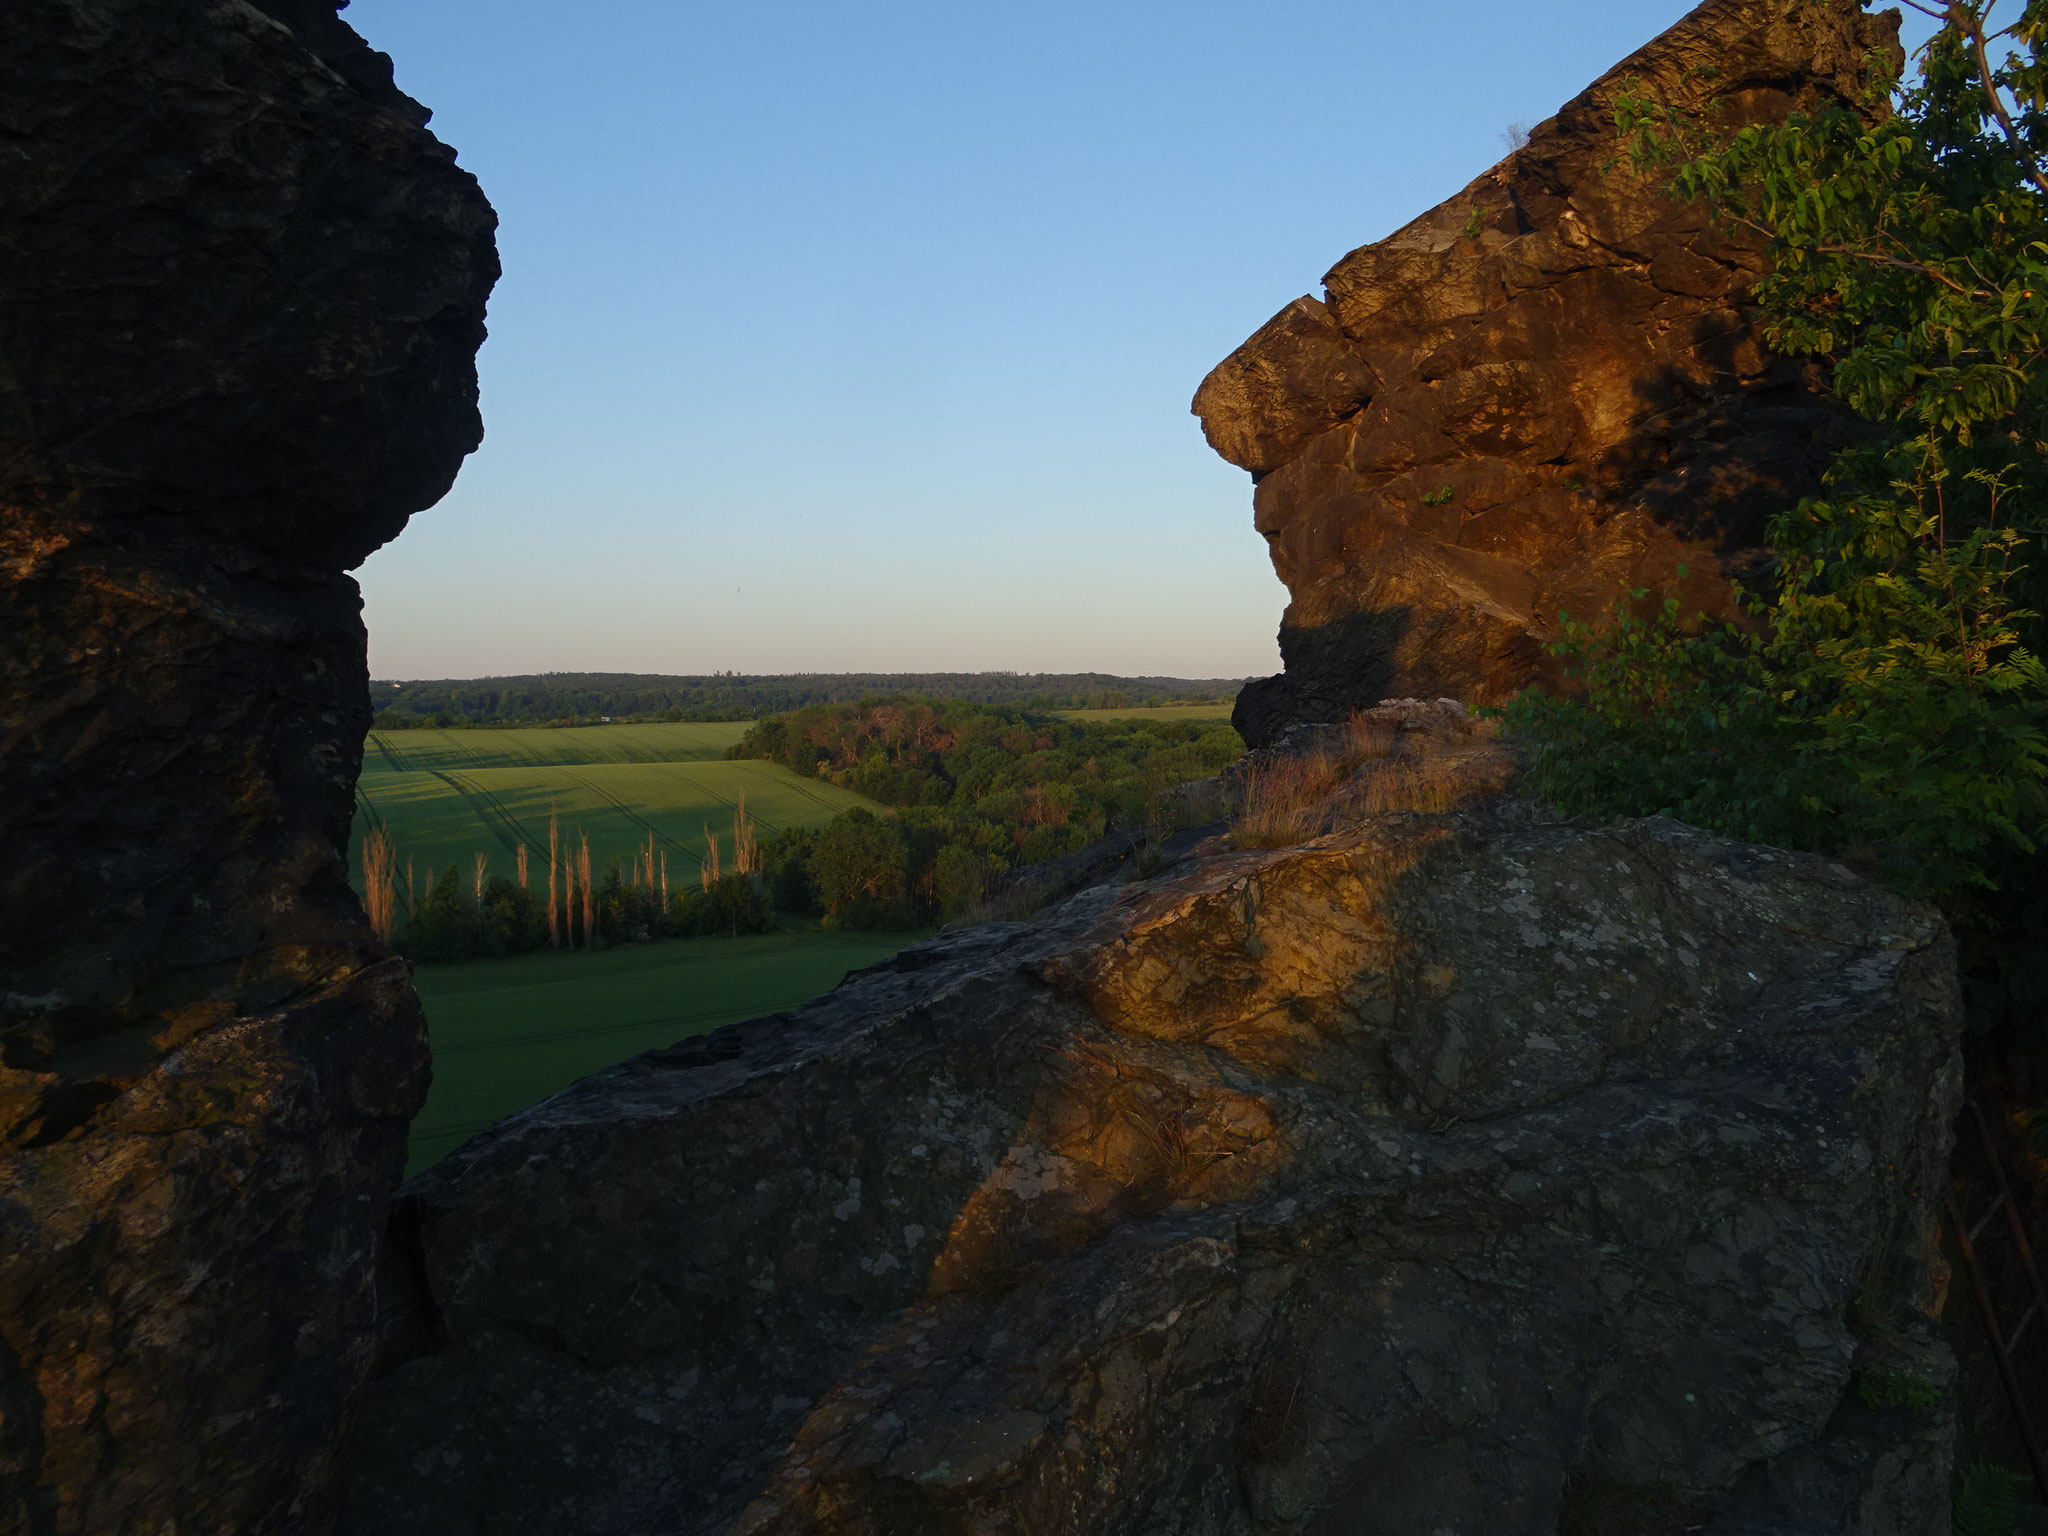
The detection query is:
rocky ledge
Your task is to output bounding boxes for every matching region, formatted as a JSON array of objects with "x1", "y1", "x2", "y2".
[{"x1": 349, "y1": 716, "x2": 1960, "y2": 1535}]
